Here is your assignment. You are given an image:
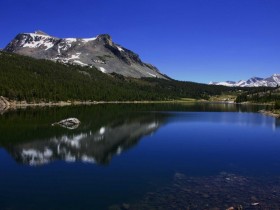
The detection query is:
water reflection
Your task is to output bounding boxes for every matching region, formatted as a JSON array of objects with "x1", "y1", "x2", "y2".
[
  {"x1": 8, "y1": 113, "x2": 166, "y2": 166},
  {"x1": 167, "y1": 111, "x2": 280, "y2": 130},
  {"x1": 0, "y1": 103, "x2": 279, "y2": 167},
  {"x1": 275, "y1": 118, "x2": 280, "y2": 129},
  {"x1": 1, "y1": 103, "x2": 280, "y2": 210}
]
